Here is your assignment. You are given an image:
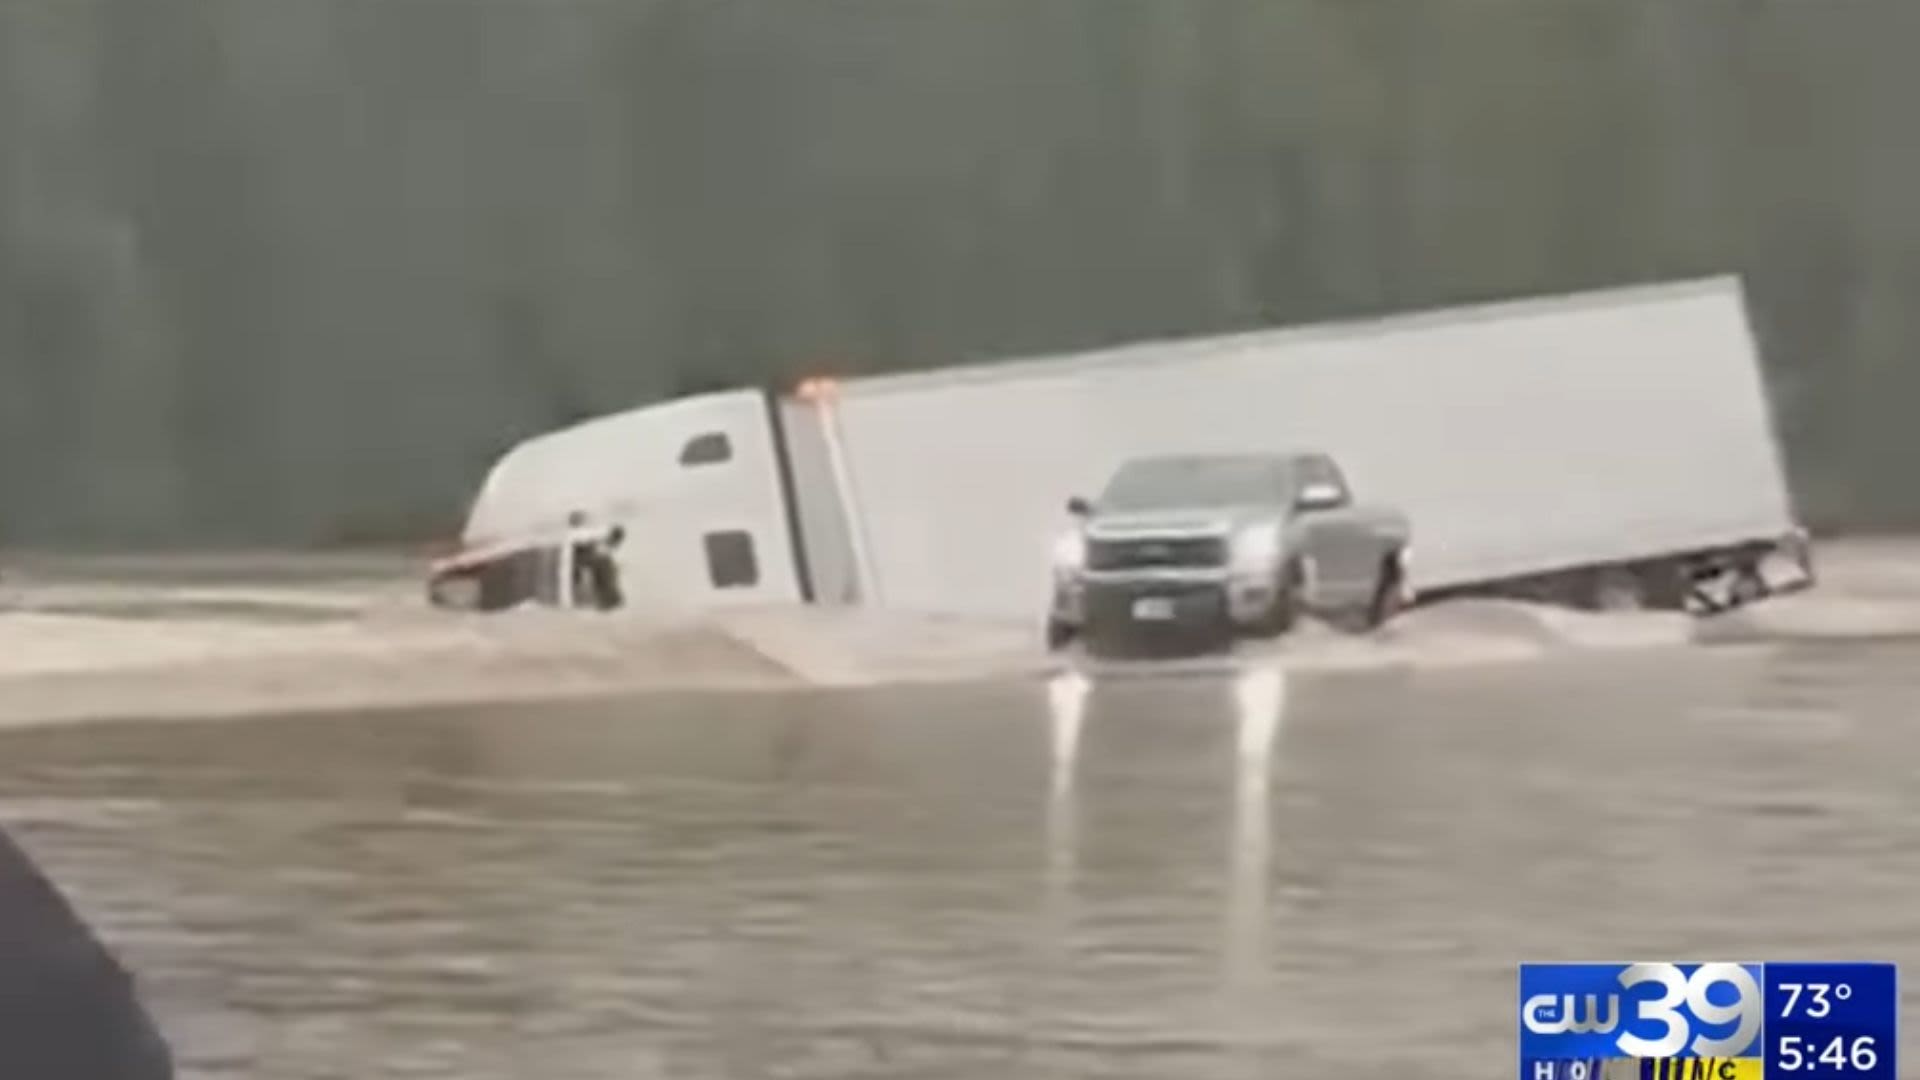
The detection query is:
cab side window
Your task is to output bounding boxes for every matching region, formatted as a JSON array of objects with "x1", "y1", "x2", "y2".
[
  {"x1": 679, "y1": 432, "x2": 732, "y2": 467},
  {"x1": 1296, "y1": 456, "x2": 1351, "y2": 506}
]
